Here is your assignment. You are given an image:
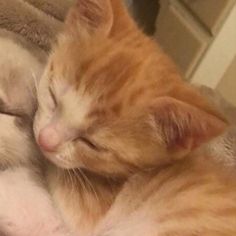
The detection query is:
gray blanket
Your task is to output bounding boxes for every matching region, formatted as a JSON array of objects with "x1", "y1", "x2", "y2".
[
  {"x1": 198, "y1": 85, "x2": 236, "y2": 166},
  {"x1": 0, "y1": 0, "x2": 74, "y2": 62}
]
